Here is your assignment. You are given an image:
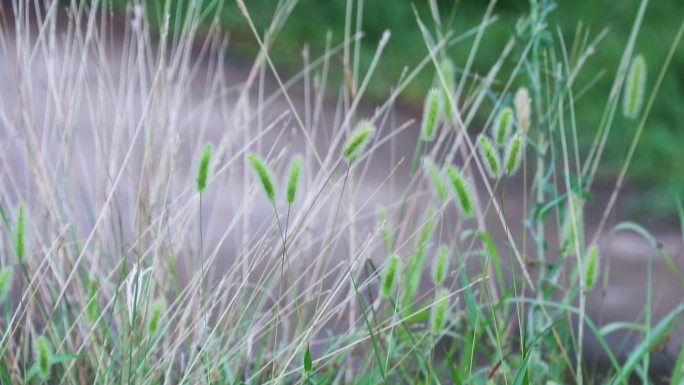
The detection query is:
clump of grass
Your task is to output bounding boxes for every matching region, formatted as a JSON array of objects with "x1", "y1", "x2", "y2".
[
  {"x1": 286, "y1": 154, "x2": 303, "y2": 205},
  {"x1": 477, "y1": 134, "x2": 501, "y2": 178},
  {"x1": 515, "y1": 87, "x2": 531, "y2": 132},
  {"x1": 422, "y1": 157, "x2": 447, "y2": 204},
  {"x1": 445, "y1": 166, "x2": 473, "y2": 218},
  {"x1": 34, "y1": 336, "x2": 52, "y2": 380},
  {"x1": 0, "y1": 268, "x2": 12, "y2": 304},
  {"x1": 247, "y1": 153, "x2": 276, "y2": 203},
  {"x1": 420, "y1": 88, "x2": 440, "y2": 142},
  {"x1": 623, "y1": 54, "x2": 647, "y2": 120},
  {"x1": 431, "y1": 244, "x2": 449, "y2": 285},
  {"x1": 492, "y1": 107, "x2": 514, "y2": 146},
  {"x1": 381, "y1": 254, "x2": 399, "y2": 299},
  {"x1": 430, "y1": 288, "x2": 449, "y2": 335},
  {"x1": 584, "y1": 245, "x2": 600, "y2": 292},
  {"x1": 342, "y1": 120, "x2": 375, "y2": 164},
  {"x1": 503, "y1": 133, "x2": 524, "y2": 175},
  {"x1": 196, "y1": 143, "x2": 212, "y2": 193}
]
